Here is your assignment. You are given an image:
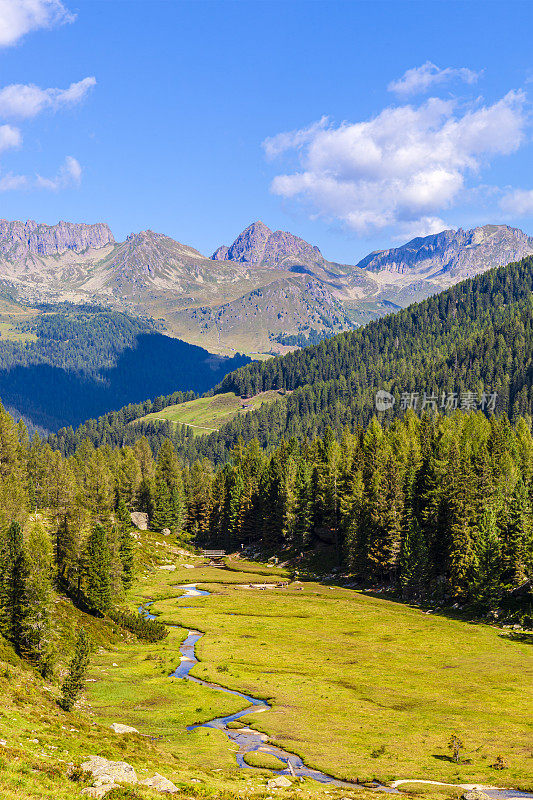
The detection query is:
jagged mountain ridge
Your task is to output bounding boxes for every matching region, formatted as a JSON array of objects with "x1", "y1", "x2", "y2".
[
  {"x1": 0, "y1": 219, "x2": 114, "y2": 258},
  {"x1": 0, "y1": 218, "x2": 531, "y2": 355},
  {"x1": 357, "y1": 224, "x2": 533, "y2": 279}
]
